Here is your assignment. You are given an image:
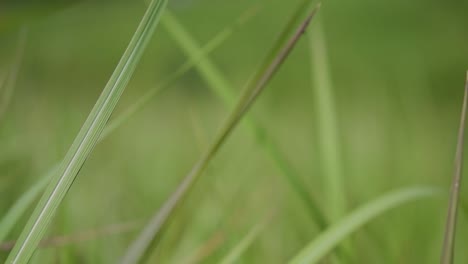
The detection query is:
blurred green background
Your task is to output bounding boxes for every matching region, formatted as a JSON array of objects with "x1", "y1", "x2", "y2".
[{"x1": 1, "y1": 0, "x2": 468, "y2": 263}]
